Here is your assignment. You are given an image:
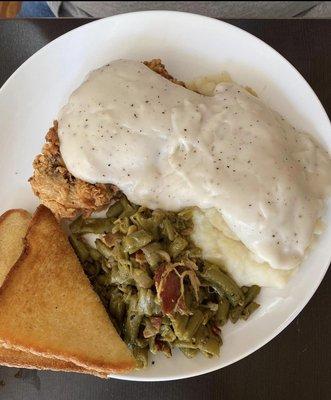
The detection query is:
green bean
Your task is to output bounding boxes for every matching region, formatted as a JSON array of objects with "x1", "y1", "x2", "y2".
[
  {"x1": 241, "y1": 302, "x2": 260, "y2": 320},
  {"x1": 184, "y1": 287, "x2": 196, "y2": 310},
  {"x1": 160, "y1": 342, "x2": 172, "y2": 358},
  {"x1": 100, "y1": 257, "x2": 110, "y2": 273},
  {"x1": 119, "y1": 197, "x2": 137, "y2": 218},
  {"x1": 205, "y1": 302, "x2": 218, "y2": 313},
  {"x1": 183, "y1": 246, "x2": 202, "y2": 259},
  {"x1": 201, "y1": 350, "x2": 214, "y2": 359},
  {"x1": 173, "y1": 340, "x2": 198, "y2": 350},
  {"x1": 72, "y1": 217, "x2": 113, "y2": 234},
  {"x1": 108, "y1": 288, "x2": 126, "y2": 324},
  {"x1": 129, "y1": 212, "x2": 144, "y2": 227},
  {"x1": 132, "y1": 346, "x2": 148, "y2": 369},
  {"x1": 216, "y1": 298, "x2": 230, "y2": 326},
  {"x1": 124, "y1": 296, "x2": 143, "y2": 344},
  {"x1": 182, "y1": 309, "x2": 205, "y2": 341},
  {"x1": 151, "y1": 209, "x2": 166, "y2": 225},
  {"x1": 177, "y1": 208, "x2": 194, "y2": 221},
  {"x1": 73, "y1": 193, "x2": 263, "y2": 367},
  {"x1": 200, "y1": 262, "x2": 245, "y2": 307},
  {"x1": 156, "y1": 249, "x2": 171, "y2": 263},
  {"x1": 69, "y1": 215, "x2": 84, "y2": 233},
  {"x1": 108, "y1": 264, "x2": 120, "y2": 285},
  {"x1": 95, "y1": 239, "x2": 112, "y2": 259},
  {"x1": 201, "y1": 309, "x2": 214, "y2": 325},
  {"x1": 229, "y1": 305, "x2": 243, "y2": 324},
  {"x1": 122, "y1": 230, "x2": 153, "y2": 254},
  {"x1": 133, "y1": 269, "x2": 153, "y2": 289},
  {"x1": 69, "y1": 234, "x2": 90, "y2": 261},
  {"x1": 113, "y1": 216, "x2": 130, "y2": 234},
  {"x1": 179, "y1": 347, "x2": 199, "y2": 359},
  {"x1": 243, "y1": 285, "x2": 261, "y2": 306},
  {"x1": 111, "y1": 244, "x2": 129, "y2": 263},
  {"x1": 241, "y1": 286, "x2": 249, "y2": 294},
  {"x1": 110, "y1": 264, "x2": 133, "y2": 285},
  {"x1": 120, "y1": 285, "x2": 134, "y2": 297},
  {"x1": 196, "y1": 287, "x2": 210, "y2": 305},
  {"x1": 228, "y1": 285, "x2": 260, "y2": 323},
  {"x1": 89, "y1": 246, "x2": 102, "y2": 261},
  {"x1": 160, "y1": 325, "x2": 176, "y2": 343},
  {"x1": 137, "y1": 288, "x2": 159, "y2": 315},
  {"x1": 169, "y1": 236, "x2": 188, "y2": 259},
  {"x1": 173, "y1": 214, "x2": 192, "y2": 232},
  {"x1": 194, "y1": 325, "x2": 220, "y2": 357},
  {"x1": 130, "y1": 212, "x2": 159, "y2": 239},
  {"x1": 162, "y1": 218, "x2": 176, "y2": 241},
  {"x1": 161, "y1": 316, "x2": 172, "y2": 326},
  {"x1": 106, "y1": 201, "x2": 124, "y2": 219},
  {"x1": 127, "y1": 225, "x2": 138, "y2": 235},
  {"x1": 168, "y1": 314, "x2": 189, "y2": 341},
  {"x1": 141, "y1": 242, "x2": 162, "y2": 269},
  {"x1": 129, "y1": 206, "x2": 143, "y2": 218},
  {"x1": 118, "y1": 260, "x2": 132, "y2": 280},
  {"x1": 148, "y1": 337, "x2": 158, "y2": 355}
]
